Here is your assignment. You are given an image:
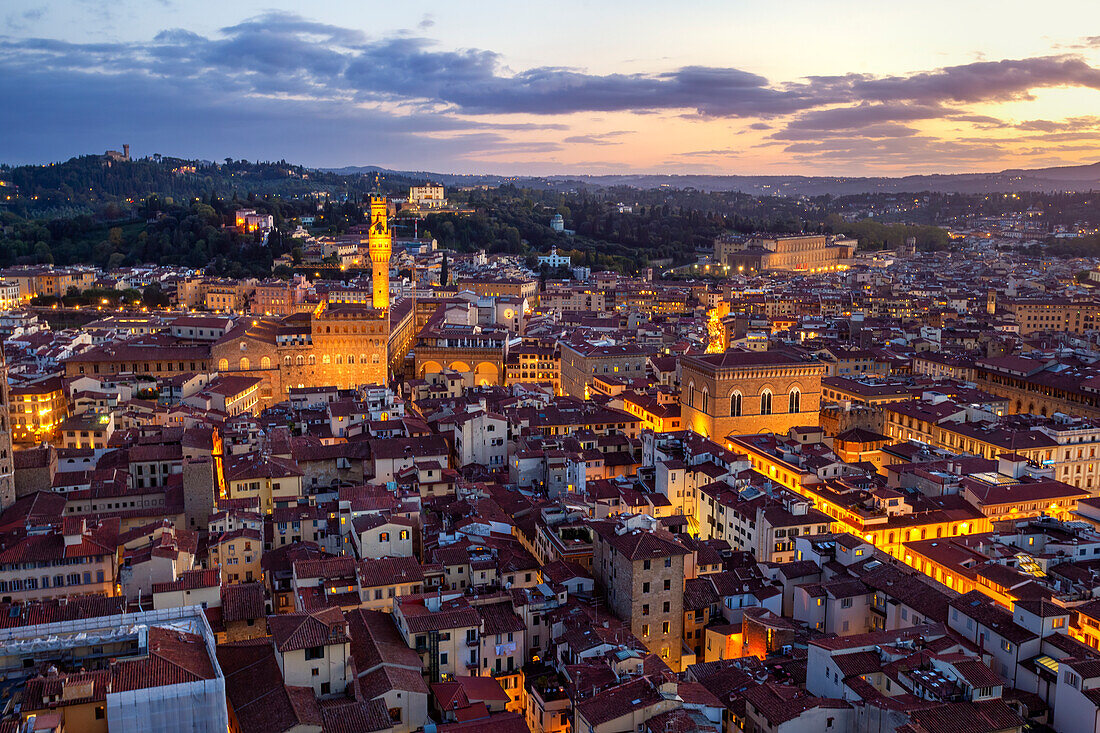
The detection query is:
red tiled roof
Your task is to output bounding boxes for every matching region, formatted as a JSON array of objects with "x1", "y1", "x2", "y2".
[
  {"x1": 268, "y1": 607, "x2": 349, "y2": 653},
  {"x1": 576, "y1": 676, "x2": 664, "y2": 727},
  {"x1": 152, "y1": 568, "x2": 220, "y2": 595},
  {"x1": 319, "y1": 698, "x2": 393, "y2": 733},
  {"x1": 216, "y1": 640, "x2": 323, "y2": 733},
  {"x1": 222, "y1": 582, "x2": 266, "y2": 622},
  {"x1": 359, "y1": 556, "x2": 424, "y2": 588}
]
